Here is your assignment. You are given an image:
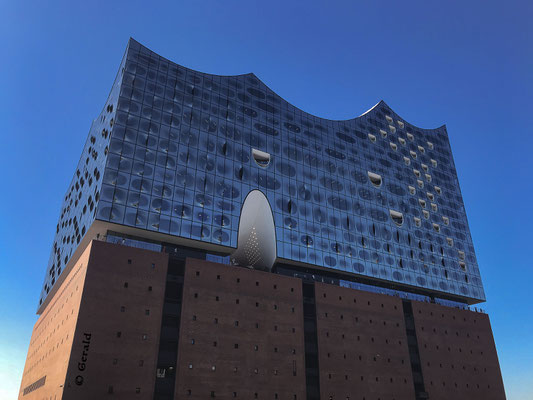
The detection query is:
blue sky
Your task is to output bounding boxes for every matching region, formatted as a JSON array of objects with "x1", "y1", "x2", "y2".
[{"x1": 1, "y1": 1, "x2": 531, "y2": 398}]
